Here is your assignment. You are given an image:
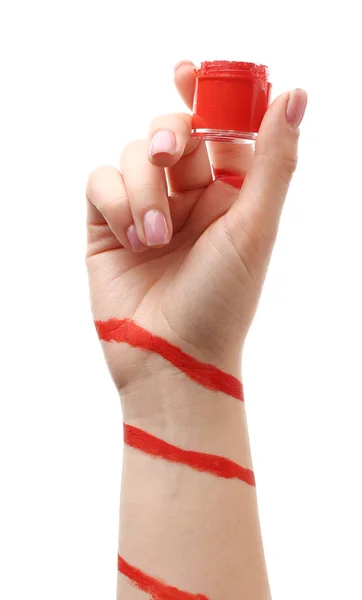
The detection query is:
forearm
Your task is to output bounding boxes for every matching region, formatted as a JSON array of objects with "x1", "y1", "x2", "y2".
[{"x1": 117, "y1": 367, "x2": 270, "y2": 600}]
